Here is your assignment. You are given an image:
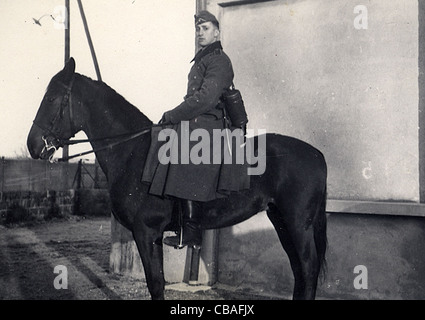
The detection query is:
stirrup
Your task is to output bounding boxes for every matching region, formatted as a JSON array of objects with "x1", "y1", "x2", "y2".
[
  {"x1": 163, "y1": 225, "x2": 185, "y2": 249},
  {"x1": 163, "y1": 236, "x2": 201, "y2": 249},
  {"x1": 163, "y1": 226, "x2": 202, "y2": 250},
  {"x1": 163, "y1": 199, "x2": 202, "y2": 249},
  {"x1": 176, "y1": 224, "x2": 185, "y2": 249},
  {"x1": 177, "y1": 223, "x2": 184, "y2": 249}
]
